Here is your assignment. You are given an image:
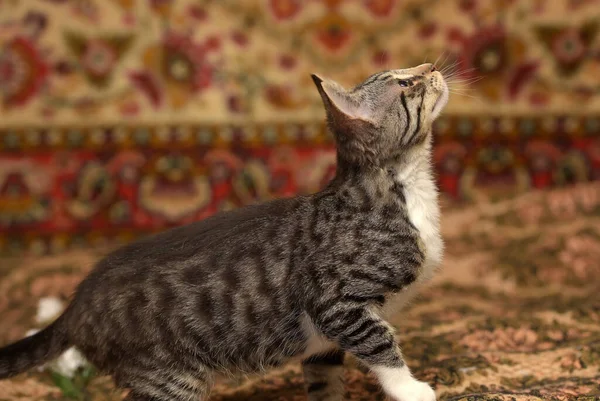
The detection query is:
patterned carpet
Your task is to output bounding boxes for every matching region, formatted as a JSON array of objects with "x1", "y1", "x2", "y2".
[{"x1": 1, "y1": 183, "x2": 599, "y2": 401}]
